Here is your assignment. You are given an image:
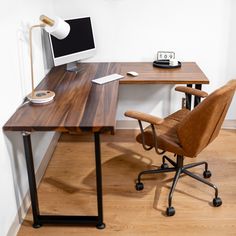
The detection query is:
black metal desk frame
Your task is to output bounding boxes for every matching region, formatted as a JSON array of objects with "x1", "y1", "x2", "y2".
[
  {"x1": 186, "y1": 84, "x2": 202, "y2": 109},
  {"x1": 22, "y1": 131, "x2": 105, "y2": 229}
]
